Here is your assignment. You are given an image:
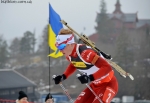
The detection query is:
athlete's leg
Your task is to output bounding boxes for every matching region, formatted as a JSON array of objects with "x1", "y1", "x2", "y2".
[
  {"x1": 92, "y1": 86, "x2": 117, "y2": 103},
  {"x1": 74, "y1": 86, "x2": 95, "y2": 103}
]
